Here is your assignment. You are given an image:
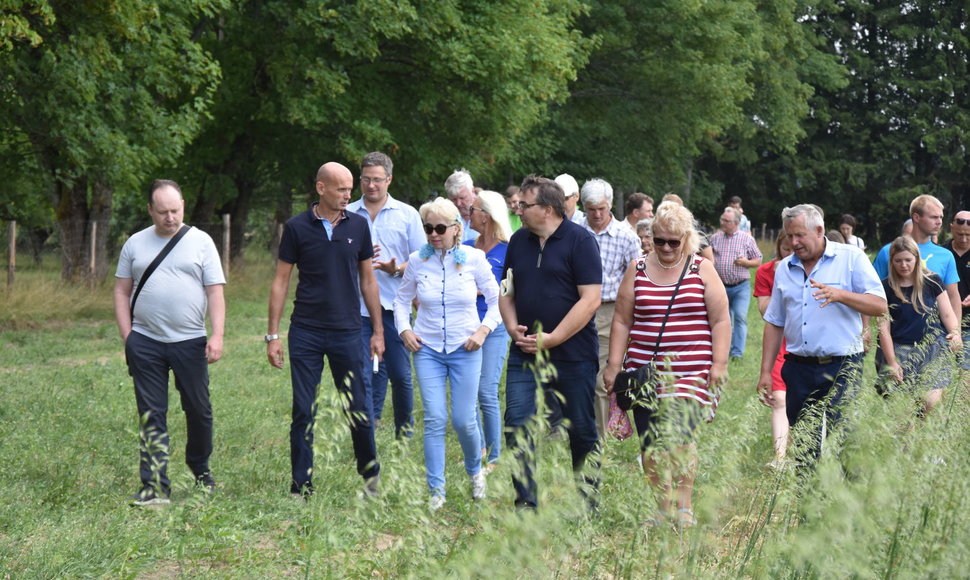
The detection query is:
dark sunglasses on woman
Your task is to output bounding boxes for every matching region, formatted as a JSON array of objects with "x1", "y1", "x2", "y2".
[
  {"x1": 423, "y1": 223, "x2": 453, "y2": 235},
  {"x1": 653, "y1": 237, "x2": 682, "y2": 249}
]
